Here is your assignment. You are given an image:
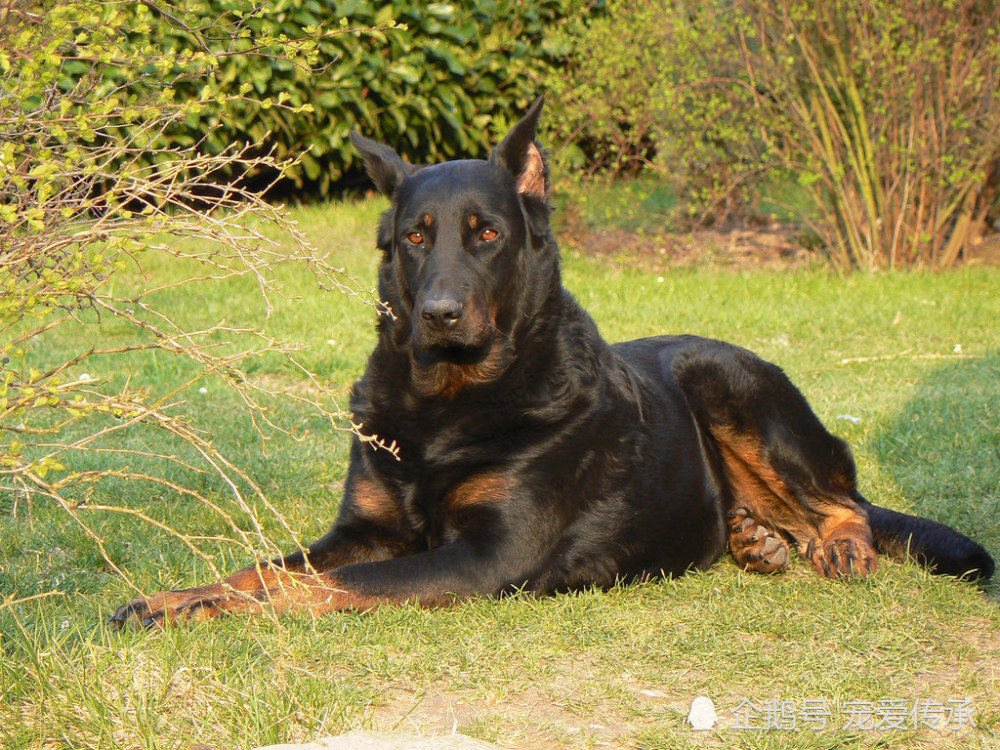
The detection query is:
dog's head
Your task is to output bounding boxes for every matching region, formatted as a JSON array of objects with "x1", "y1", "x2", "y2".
[{"x1": 351, "y1": 98, "x2": 556, "y2": 398}]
